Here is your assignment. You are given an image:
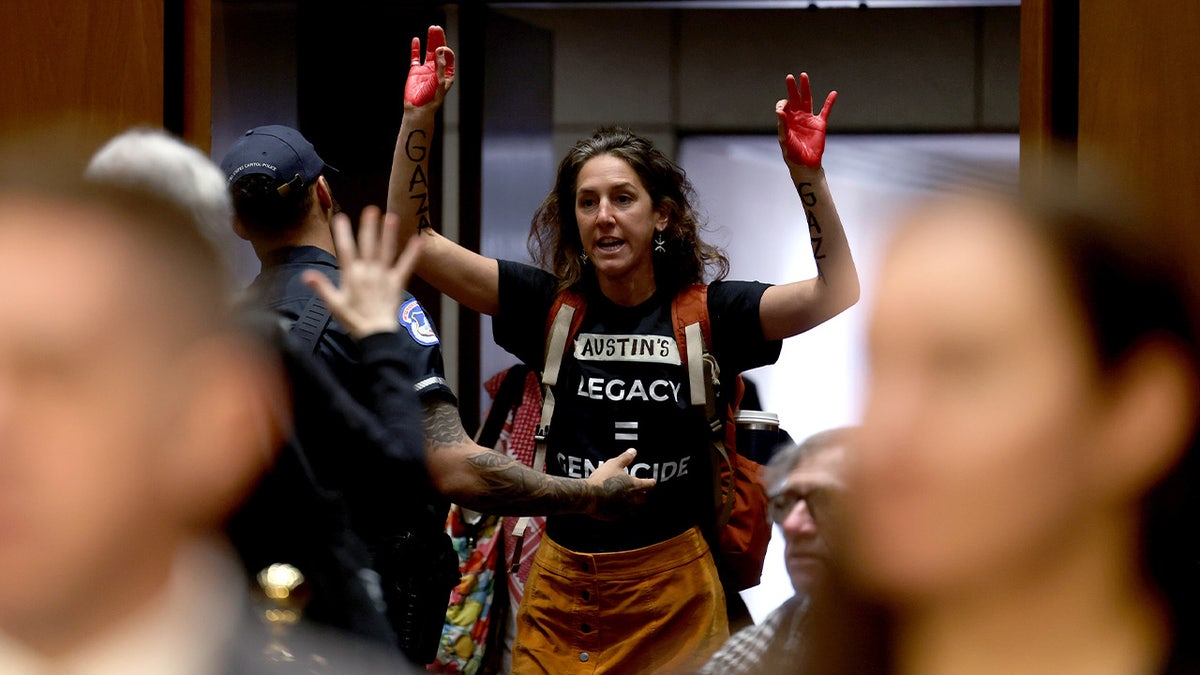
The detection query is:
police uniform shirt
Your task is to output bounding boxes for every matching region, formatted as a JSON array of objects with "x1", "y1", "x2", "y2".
[
  {"x1": 243, "y1": 244, "x2": 453, "y2": 561},
  {"x1": 493, "y1": 260, "x2": 782, "y2": 553},
  {"x1": 249, "y1": 245, "x2": 455, "y2": 409}
]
